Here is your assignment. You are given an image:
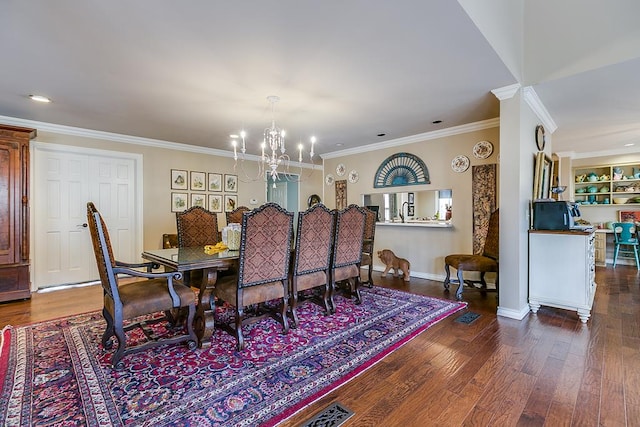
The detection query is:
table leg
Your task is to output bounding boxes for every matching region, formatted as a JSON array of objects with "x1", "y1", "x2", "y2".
[{"x1": 194, "y1": 268, "x2": 218, "y2": 348}]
